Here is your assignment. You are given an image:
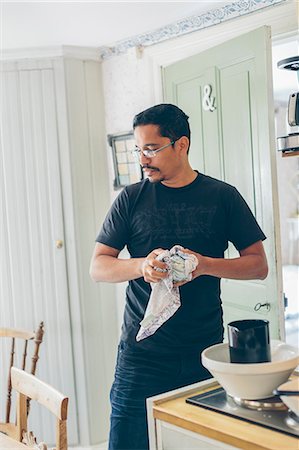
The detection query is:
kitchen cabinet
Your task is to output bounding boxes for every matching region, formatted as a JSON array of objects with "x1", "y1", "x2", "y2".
[
  {"x1": 1, "y1": 48, "x2": 118, "y2": 446},
  {"x1": 147, "y1": 379, "x2": 299, "y2": 450},
  {"x1": 153, "y1": 420, "x2": 238, "y2": 450}
]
